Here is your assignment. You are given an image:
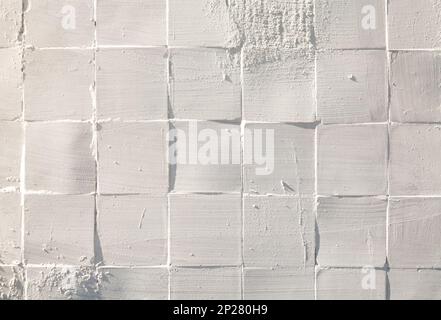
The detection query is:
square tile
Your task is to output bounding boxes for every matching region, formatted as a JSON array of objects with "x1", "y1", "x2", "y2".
[
  {"x1": 390, "y1": 124, "x2": 441, "y2": 195},
  {"x1": 97, "y1": 0, "x2": 166, "y2": 46},
  {"x1": 25, "y1": 0, "x2": 94, "y2": 47},
  {"x1": 318, "y1": 124, "x2": 388, "y2": 196},
  {"x1": 0, "y1": 0, "x2": 22, "y2": 47},
  {"x1": 170, "y1": 48, "x2": 241, "y2": 120},
  {"x1": 389, "y1": 198, "x2": 441, "y2": 268},
  {"x1": 389, "y1": 269, "x2": 441, "y2": 300},
  {"x1": 171, "y1": 121, "x2": 241, "y2": 193},
  {"x1": 98, "y1": 122, "x2": 168, "y2": 194},
  {"x1": 170, "y1": 267, "x2": 241, "y2": 300},
  {"x1": 0, "y1": 193, "x2": 21, "y2": 264},
  {"x1": 27, "y1": 266, "x2": 102, "y2": 300},
  {"x1": 168, "y1": 0, "x2": 231, "y2": 47},
  {"x1": 243, "y1": 49, "x2": 315, "y2": 122},
  {"x1": 24, "y1": 195, "x2": 95, "y2": 264},
  {"x1": 244, "y1": 196, "x2": 315, "y2": 268},
  {"x1": 0, "y1": 48, "x2": 22, "y2": 120},
  {"x1": 97, "y1": 48, "x2": 168, "y2": 120},
  {"x1": 97, "y1": 195, "x2": 167, "y2": 266},
  {"x1": 0, "y1": 265, "x2": 24, "y2": 300},
  {"x1": 24, "y1": 49, "x2": 94, "y2": 121},
  {"x1": 170, "y1": 194, "x2": 241, "y2": 266},
  {"x1": 317, "y1": 50, "x2": 387, "y2": 124},
  {"x1": 388, "y1": 0, "x2": 441, "y2": 49},
  {"x1": 99, "y1": 267, "x2": 168, "y2": 300},
  {"x1": 317, "y1": 197, "x2": 387, "y2": 267},
  {"x1": 244, "y1": 123, "x2": 315, "y2": 195},
  {"x1": 316, "y1": 268, "x2": 386, "y2": 300},
  {"x1": 244, "y1": 268, "x2": 315, "y2": 300},
  {"x1": 0, "y1": 122, "x2": 22, "y2": 189},
  {"x1": 316, "y1": 0, "x2": 386, "y2": 49},
  {"x1": 26, "y1": 122, "x2": 95, "y2": 194},
  {"x1": 390, "y1": 51, "x2": 441, "y2": 123}
]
